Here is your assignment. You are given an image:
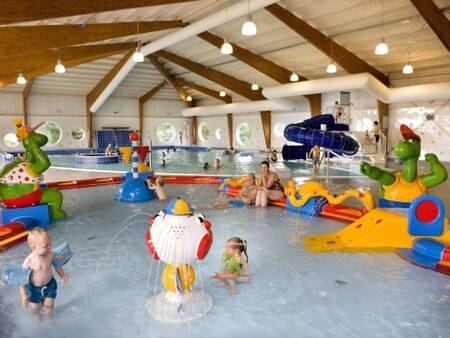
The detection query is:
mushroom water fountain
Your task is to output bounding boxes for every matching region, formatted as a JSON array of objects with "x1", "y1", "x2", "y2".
[{"x1": 145, "y1": 198, "x2": 213, "y2": 323}]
